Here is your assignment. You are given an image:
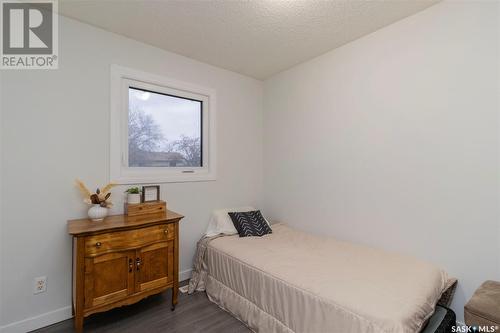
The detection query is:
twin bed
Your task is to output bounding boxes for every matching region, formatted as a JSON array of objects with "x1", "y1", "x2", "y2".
[{"x1": 189, "y1": 218, "x2": 456, "y2": 333}]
